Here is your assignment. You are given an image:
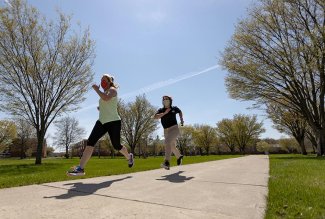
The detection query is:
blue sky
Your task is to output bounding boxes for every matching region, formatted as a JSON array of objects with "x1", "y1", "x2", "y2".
[{"x1": 1, "y1": 0, "x2": 286, "y2": 148}]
